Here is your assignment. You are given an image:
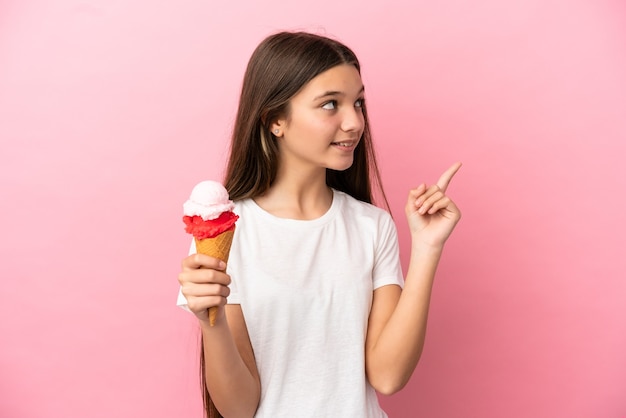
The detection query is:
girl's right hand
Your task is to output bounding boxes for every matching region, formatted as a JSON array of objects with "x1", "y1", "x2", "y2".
[{"x1": 178, "y1": 254, "x2": 231, "y2": 324}]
